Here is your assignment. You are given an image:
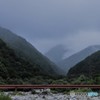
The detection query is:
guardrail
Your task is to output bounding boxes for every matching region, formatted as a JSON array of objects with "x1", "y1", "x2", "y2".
[{"x1": 0, "y1": 85, "x2": 100, "y2": 90}]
